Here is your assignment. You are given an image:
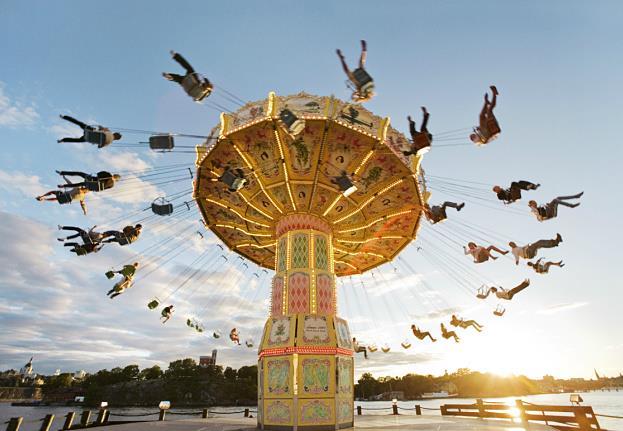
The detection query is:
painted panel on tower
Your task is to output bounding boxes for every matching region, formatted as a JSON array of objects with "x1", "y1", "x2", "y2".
[
  {"x1": 264, "y1": 399, "x2": 293, "y2": 426},
  {"x1": 298, "y1": 355, "x2": 334, "y2": 398},
  {"x1": 291, "y1": 233, "x2": 309, "y2": 268},
  {"x1": 334, "y1": 317, "x2": 353, "y2": 350},
  {"x1": 264, "y1": 356, "x2": 292, "y2": 398},
  {"x1": 288, "y1": 272, "x2": 310, "y2": 313},
  {"x1": 316, "y1": 273, "x2": 334, "y2": 314},
  {"x1": 298, "y1": 315, "x2": 334, "y2": 346},
  {"x1": 298, "y1": 398, "x2": 335, "y2": 426}
]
